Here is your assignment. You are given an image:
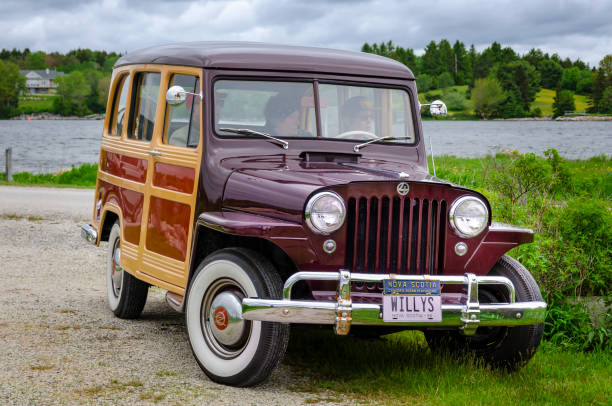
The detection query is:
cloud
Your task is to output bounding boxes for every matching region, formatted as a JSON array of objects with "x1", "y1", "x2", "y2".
[{"x1": 0, "y1": 0, "x2": 610, "y2": 66}]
